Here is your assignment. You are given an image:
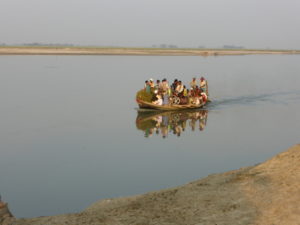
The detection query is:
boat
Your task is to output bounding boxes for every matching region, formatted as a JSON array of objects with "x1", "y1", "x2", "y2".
[{"x1": 136, "y1": 99, "x2": 206, "y2": 111}]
